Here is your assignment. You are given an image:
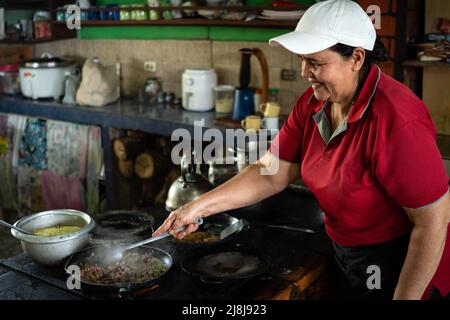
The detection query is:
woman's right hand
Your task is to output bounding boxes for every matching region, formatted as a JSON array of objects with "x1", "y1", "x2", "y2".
[{"x1": 152, "y1": 201, "x2": 210, "y2": 239}]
